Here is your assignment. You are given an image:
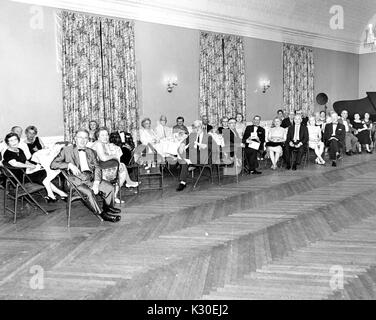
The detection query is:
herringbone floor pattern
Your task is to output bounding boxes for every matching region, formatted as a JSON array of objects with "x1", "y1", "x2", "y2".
[{"x1": 0, "y1": 154, "x2": 376, "y2": 299}]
